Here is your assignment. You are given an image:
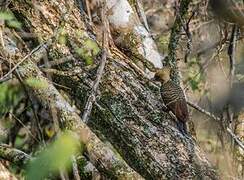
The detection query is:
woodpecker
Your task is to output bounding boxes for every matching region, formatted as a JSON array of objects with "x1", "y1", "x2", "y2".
[{"x1": 154, "y1": 67, "x2": 189, "y2": 135}]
